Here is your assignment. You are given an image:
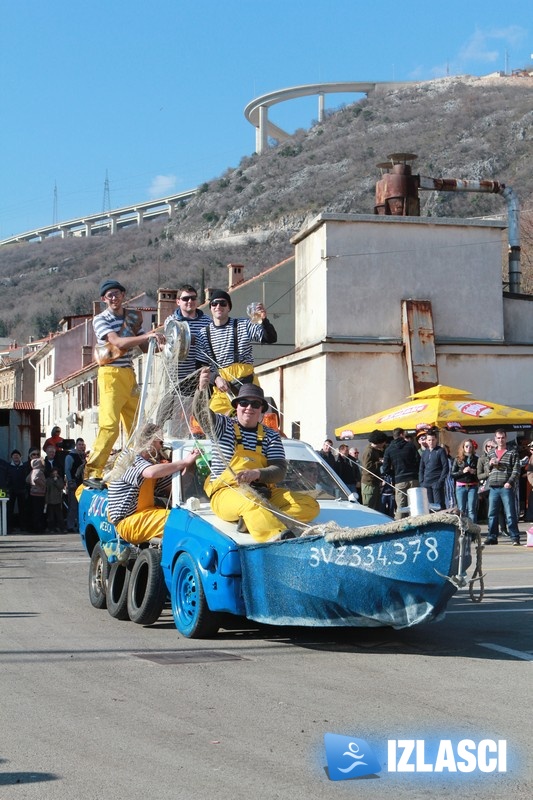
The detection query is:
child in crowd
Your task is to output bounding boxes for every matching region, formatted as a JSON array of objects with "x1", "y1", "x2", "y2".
[{"x1": 45, "y1": 468, "x2": 65, "y2": 532}]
